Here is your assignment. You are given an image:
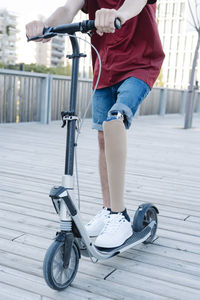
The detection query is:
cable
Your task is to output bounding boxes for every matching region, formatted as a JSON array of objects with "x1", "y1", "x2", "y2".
[
  {"x1": 66, "y1": 33, "x2": 102, "y2": 142},
  {"x1": 74, "y1": 144, "x2": 81, "y2": 209}
]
